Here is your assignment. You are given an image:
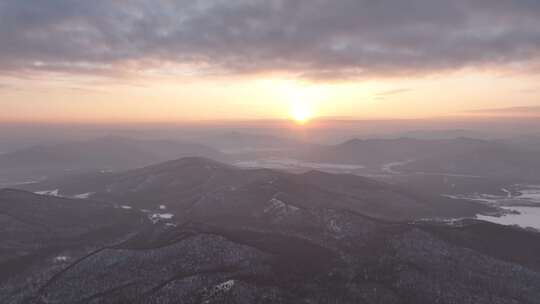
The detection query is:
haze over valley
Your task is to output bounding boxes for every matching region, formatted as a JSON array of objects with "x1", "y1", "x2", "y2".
[{"x1": 2, "y1": 0, "x2": 540, "y2": 303}]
